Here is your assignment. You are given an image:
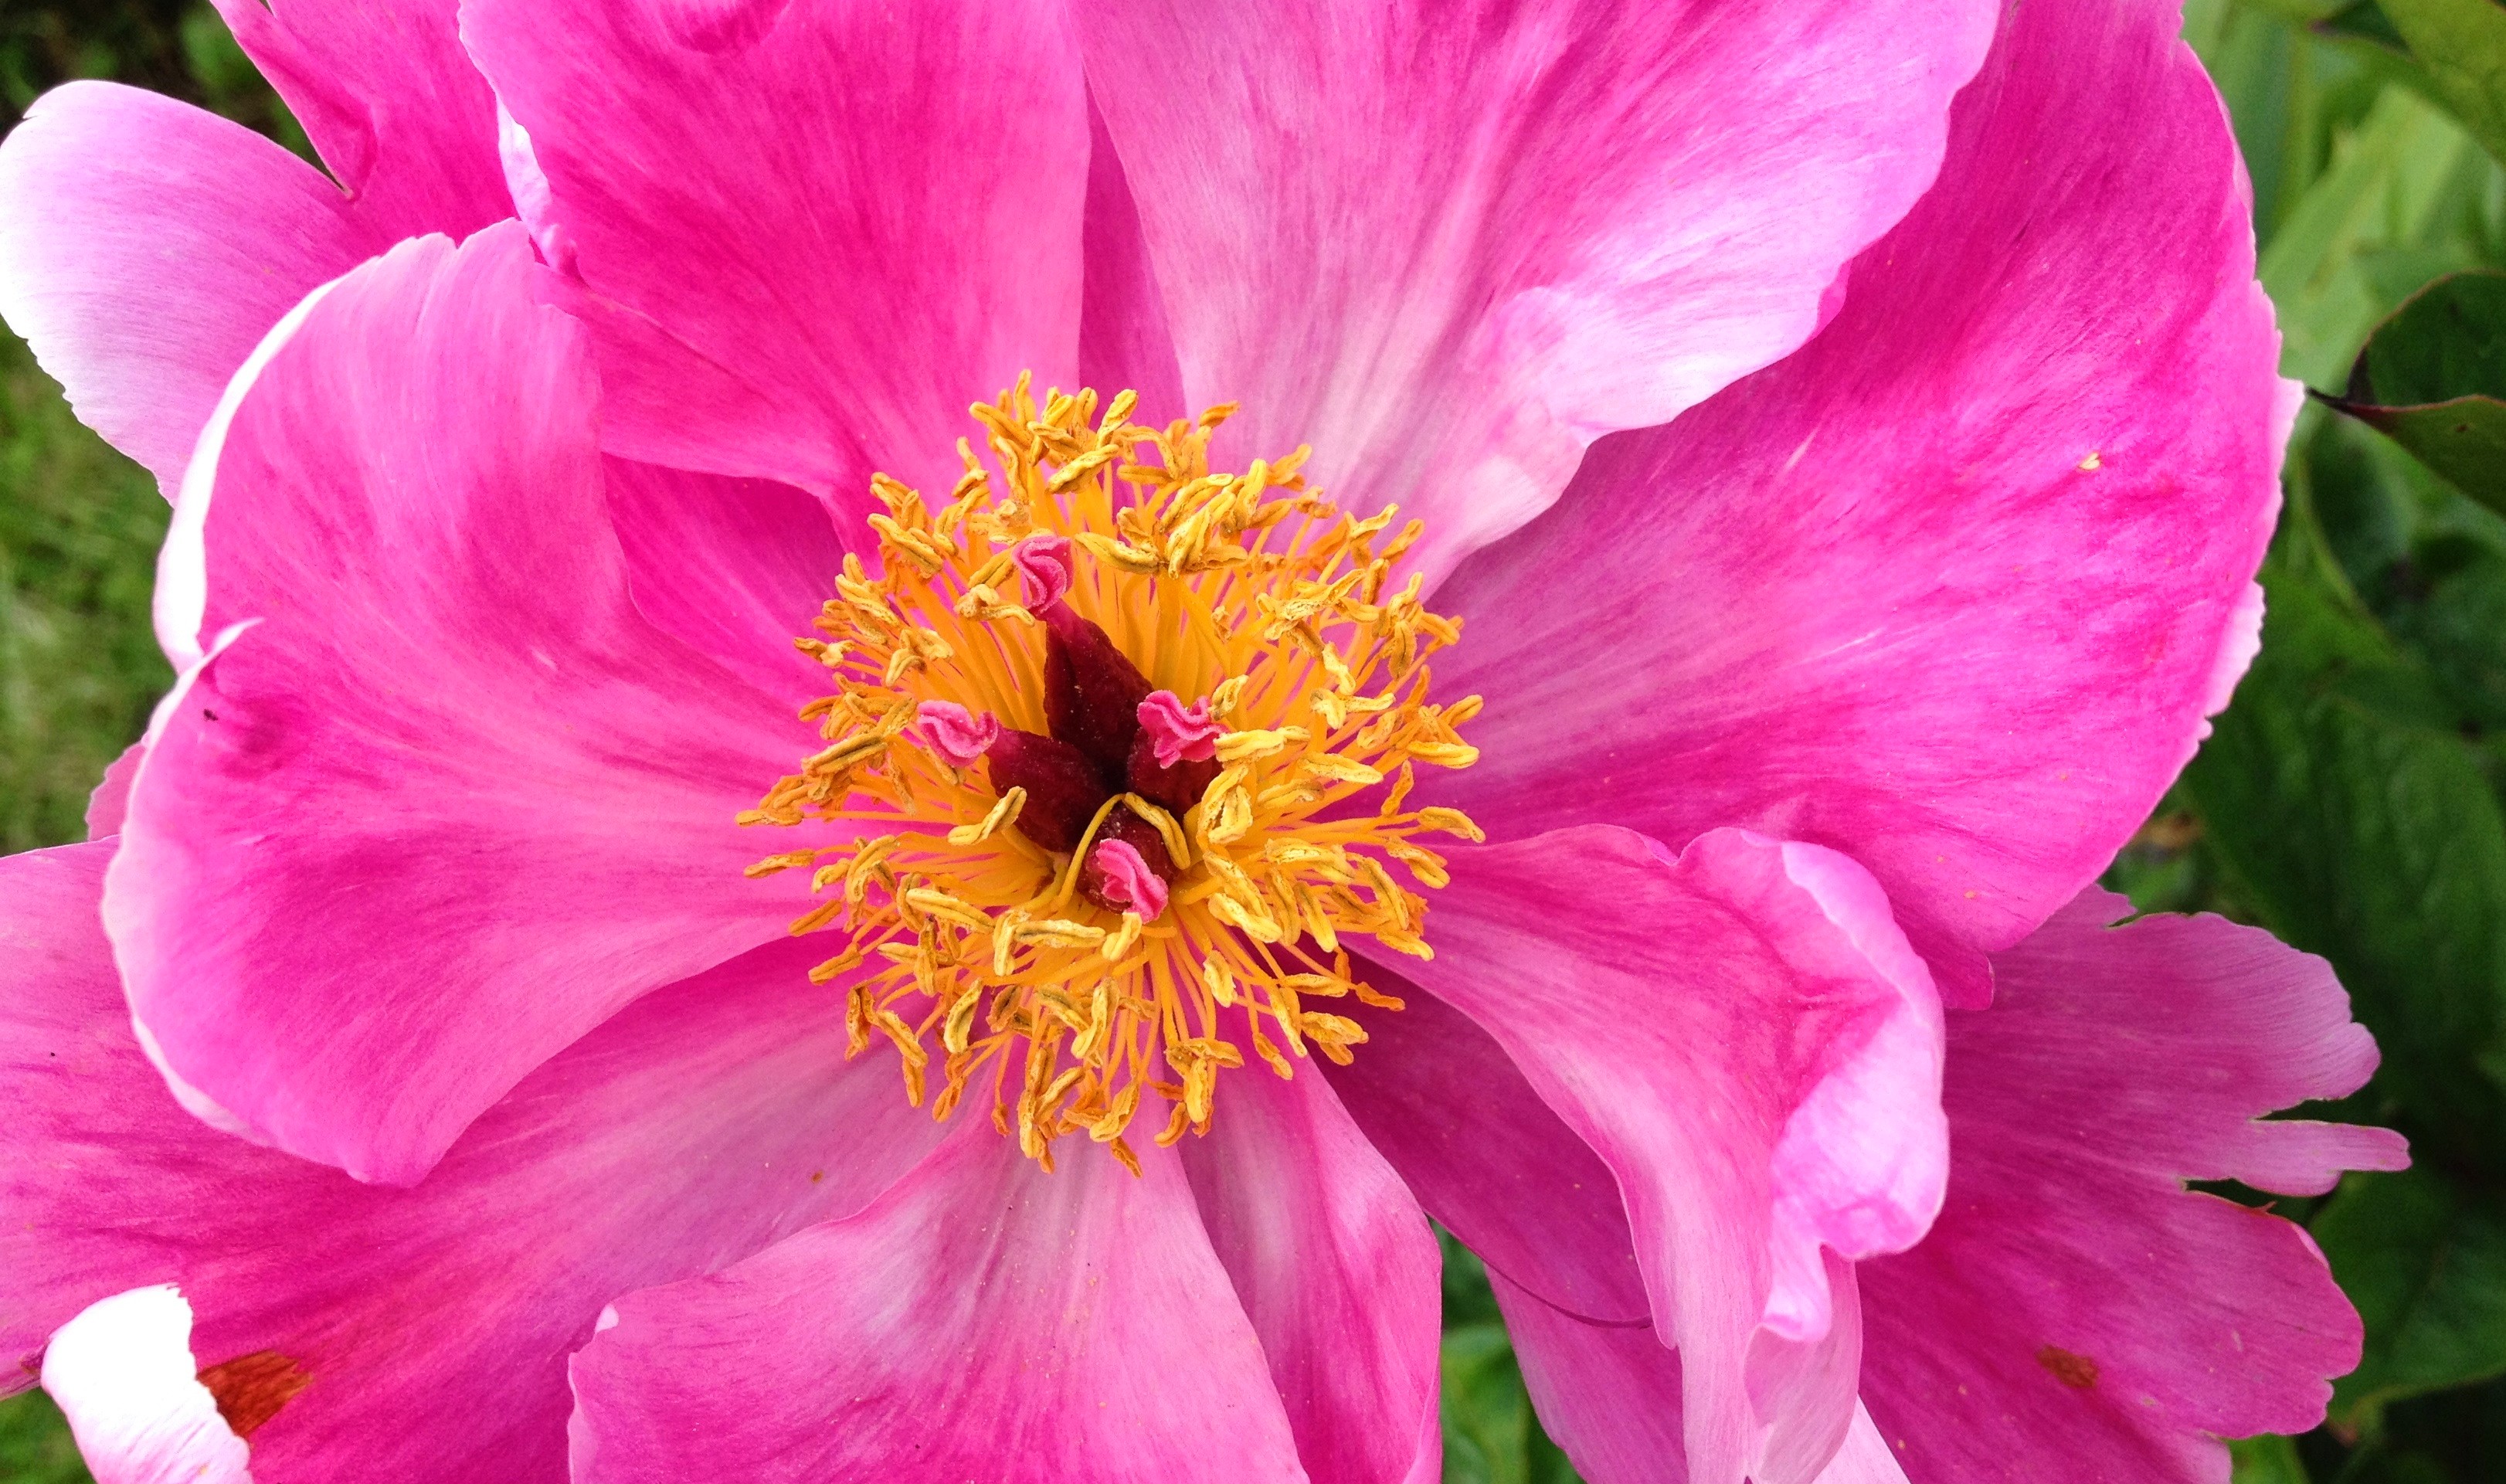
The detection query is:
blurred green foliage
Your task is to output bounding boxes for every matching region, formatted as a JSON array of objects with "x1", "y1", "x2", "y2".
[{"x1": 7, "y1": 1, "x2": 2506, "y2": 1482}]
